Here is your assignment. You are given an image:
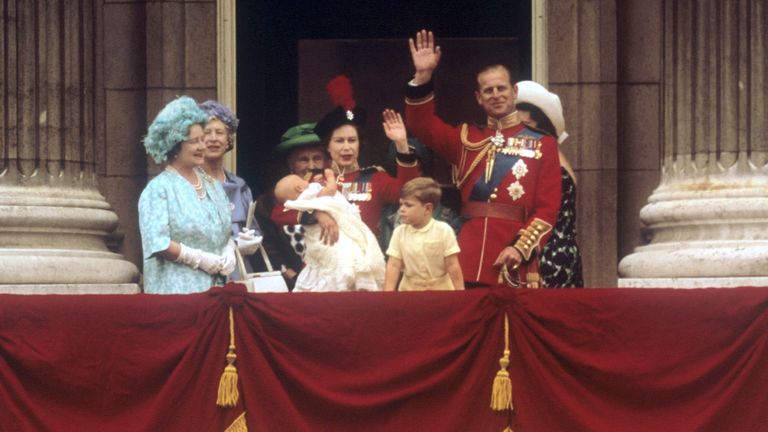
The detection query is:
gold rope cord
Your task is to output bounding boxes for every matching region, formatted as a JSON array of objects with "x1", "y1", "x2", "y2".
[
  {"x1": 460, "y1": 123, "x2": 493, "y2": 149},
  {"x1": 491, "y1": 313, "x2": 513, "y2": 411},
  {"x1": 217, "y1": 306, "x2": 240, "y2": 407}
]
